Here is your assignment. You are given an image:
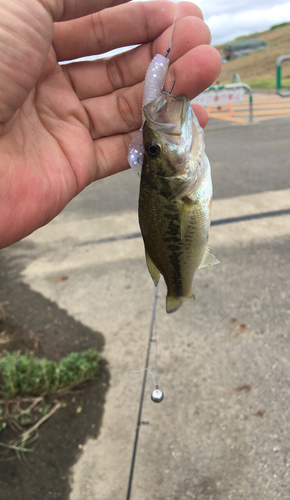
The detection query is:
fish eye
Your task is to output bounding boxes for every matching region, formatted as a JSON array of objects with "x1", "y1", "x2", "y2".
[{"x1": 147, "y1": 141, "x2": 161, "y2": 158}]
